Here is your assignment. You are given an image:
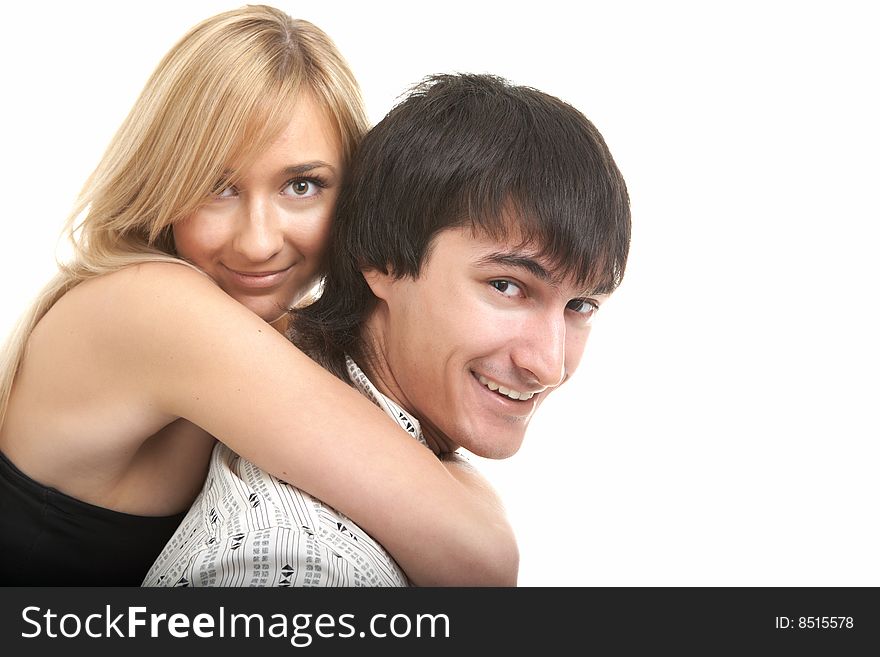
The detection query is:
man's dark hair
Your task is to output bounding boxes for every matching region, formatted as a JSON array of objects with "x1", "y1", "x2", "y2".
[{"x1": 291, "y1": 73, "x2": 631, "y2": 380}]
